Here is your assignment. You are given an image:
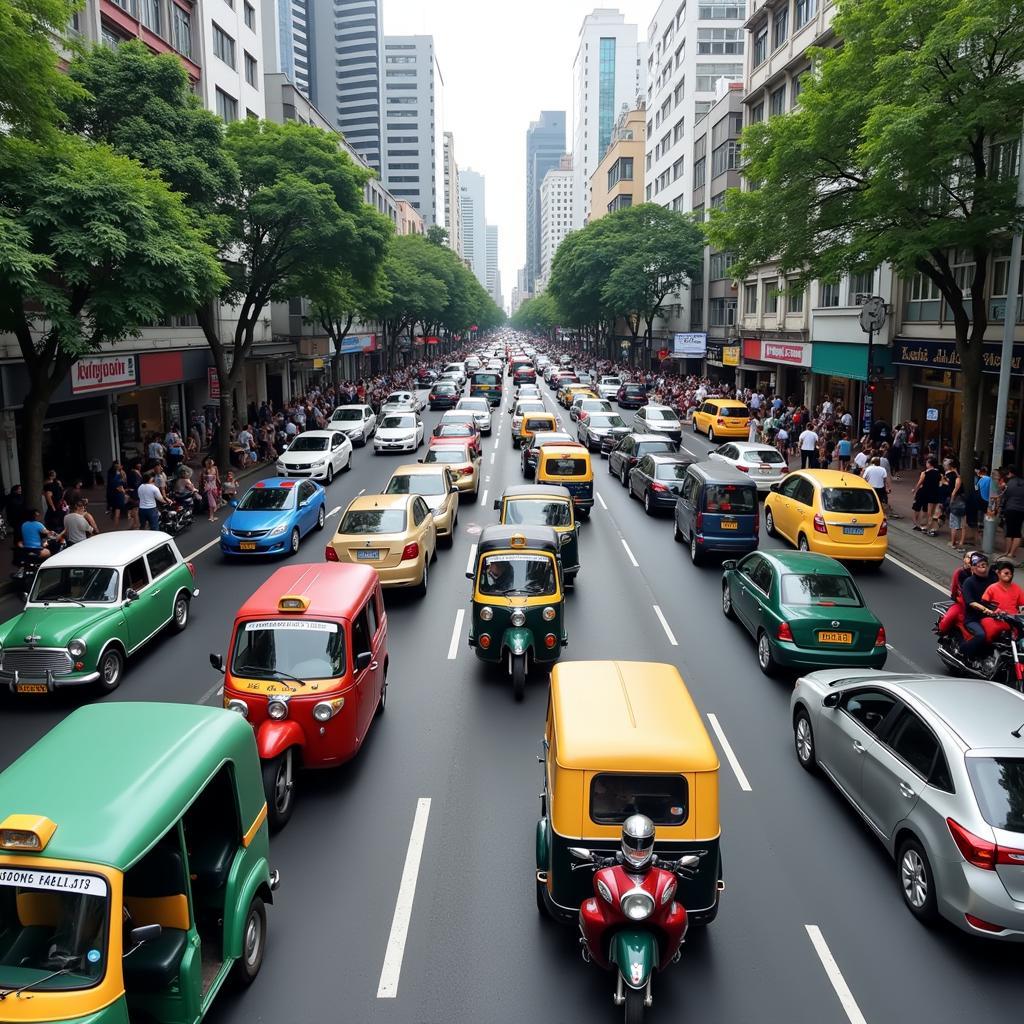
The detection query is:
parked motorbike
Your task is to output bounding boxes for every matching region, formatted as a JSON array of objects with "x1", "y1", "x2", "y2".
[
  {"x1": 160, "y1": 498, "x2": 194, "y2": 537},
  {"x1": 933, "y1": 600, "x2": 1024, "y2": 691}
]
